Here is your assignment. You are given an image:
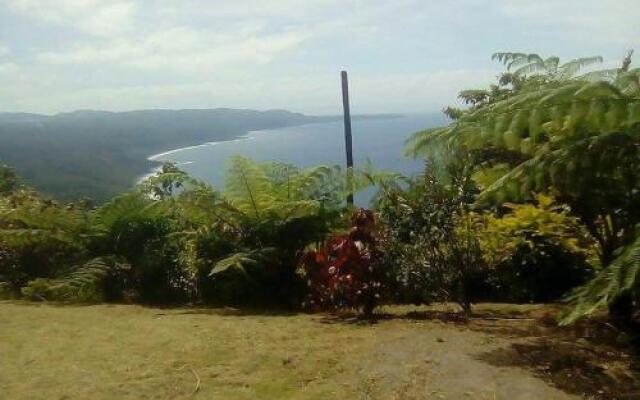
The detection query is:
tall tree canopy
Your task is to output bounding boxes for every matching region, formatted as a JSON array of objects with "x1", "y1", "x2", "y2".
[{"x1": 407, "y1": 51, "x2": 640, "y2": 322}]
